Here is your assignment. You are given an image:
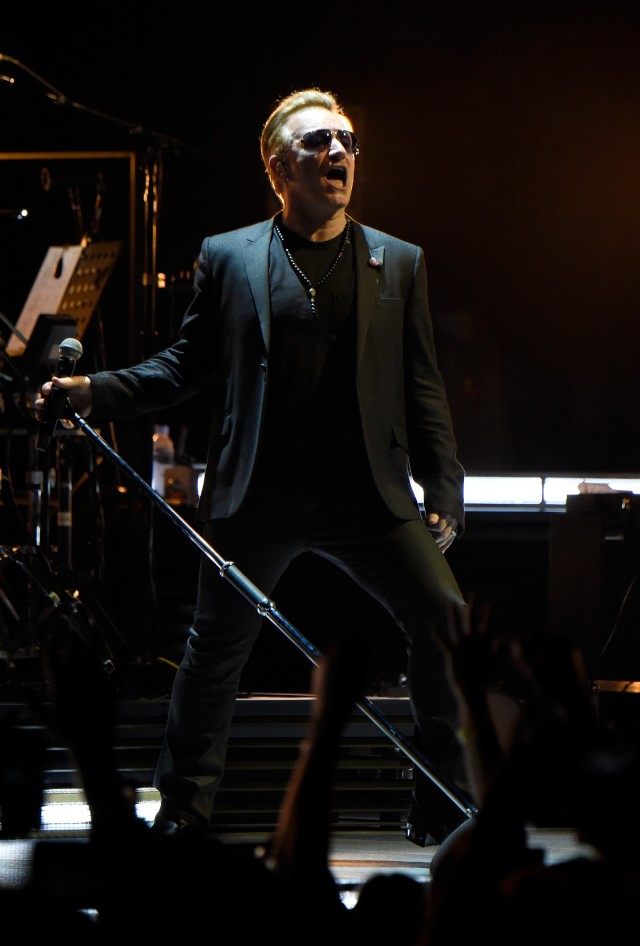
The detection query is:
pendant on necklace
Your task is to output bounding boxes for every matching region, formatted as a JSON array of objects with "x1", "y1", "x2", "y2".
[{"x1": 275, "y1": 219, "x2": 350, "y2": 317}]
